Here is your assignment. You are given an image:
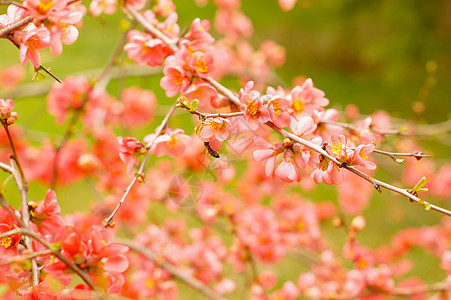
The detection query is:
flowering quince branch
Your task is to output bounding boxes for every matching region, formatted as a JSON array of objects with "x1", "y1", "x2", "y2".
[
  {"x1": 354, "y1": 147, "x2": 431, "y2": 162},
  {"x1": 103, "y1": 102, "x2": 178, "y2": 227},
  {"x1": 177, "y1": 97, "x2": 244, "y2": 119},
  {"x1": 116, "y1": 238, "x2": 230, "y2": 300},
  {"x1": 0, "y1": 228, "x2": 99, "y2": 292},
  {"x1": 122, "y1": 0, "x2": 451, "y2": 217}
]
